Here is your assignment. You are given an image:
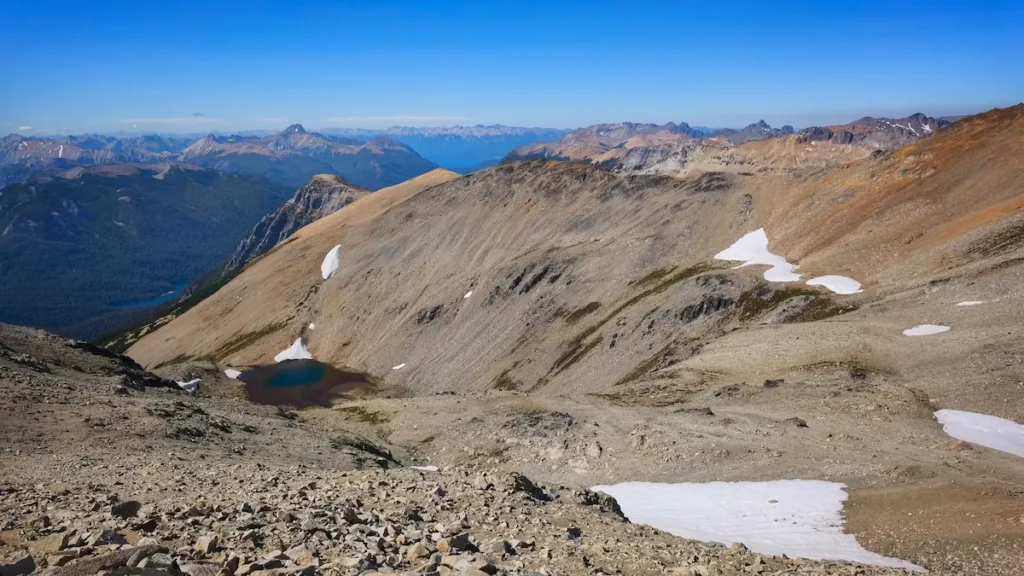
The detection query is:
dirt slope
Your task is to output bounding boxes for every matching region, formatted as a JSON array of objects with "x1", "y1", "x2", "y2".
[
  {"x1": 124, "y1": 106, "x2": 1024, "y2": 574},
  {"x1": 131, "y1": 106, "x2": 1023, "y2": 397}
]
